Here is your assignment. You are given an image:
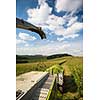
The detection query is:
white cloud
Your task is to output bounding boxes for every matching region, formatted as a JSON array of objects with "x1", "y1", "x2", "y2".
[
  {"x1": 27, "y1": 2, "x2": 52, "y2": 25},
  {"x1": 16, "y1": 40, "x2": 82, "y2": 56},
  {"x1": 67, "y1": 16, "x2": 78, "y2": 26},
  {"x1": 57, "y1": 33, "x2": 79, "y2": 41},
  {"x1": 16, "y1": 41, "x2": 71, "y2": 55},
  {"x1": 38, "y1": 0, "x2": 46, "y2": 5},
  {"x1": 26, "y1": 1, "x2": 82, "y2": 40},
  {"x1": 24, "y1": 43, "x2": 29, "y2": 47},
  {"x1": 45, "y1": 14, "x2": 66, "y2": 31},
  {"x1": 47, "y1": 15, "x2": 65, "y2": 26},
  {"x1": 44, "y1": 15, "x2": 82, "y2": 39},
  {"x1": 66, "y1": 22, "x2": 83, "y2": 35},
  {"x1": 57, "y1": 37, "x2": 65, "y2": 41},
  {"x1": 65, "y1": 34, "x2": 79, "y2": 39},
  {"x1": 54, "y1": 22, "x2": 82, "y2": 39},
  {"x1": 16, "y1": 39, "x2": 26, "y2": 44},
  {"x1": 16, "y1": 32, "x2": 36, "y2": 47},
  {"x1": 16, "y1": 0, "x2": 83, "y2": 56},
  {"x1": 18, "y1": 32, "x2": 36, "y2": 41},
  {"x1": 68, "y1": 41, "x2": 83, "y2": 56},
  {"x1": 55, "y1": 0, "x2": 82, "y2": 12}
]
